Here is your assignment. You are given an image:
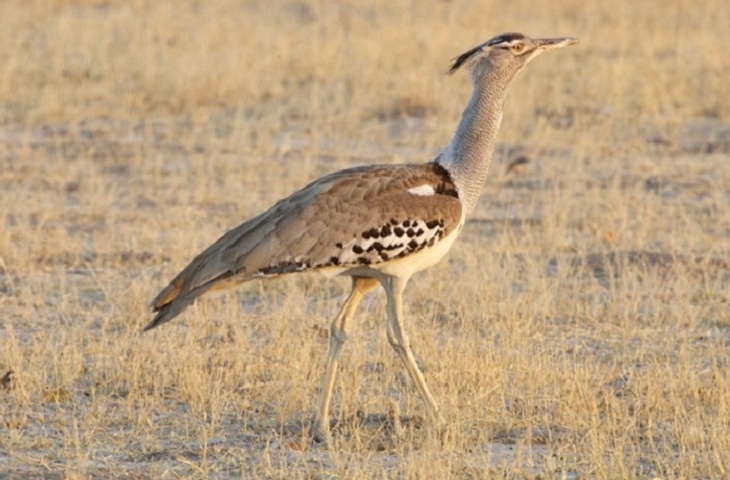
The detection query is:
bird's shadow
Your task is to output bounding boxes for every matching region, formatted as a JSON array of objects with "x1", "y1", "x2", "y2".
[{"x1": 281, "y1": 411, "x2": 426, "y2": 448}]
